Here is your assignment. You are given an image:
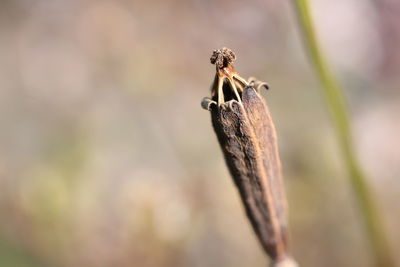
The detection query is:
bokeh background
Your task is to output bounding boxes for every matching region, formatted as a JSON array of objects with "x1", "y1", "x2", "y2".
[{"x1": 0, "y1": 0, "x2": 399, "y2": 266}]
